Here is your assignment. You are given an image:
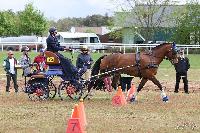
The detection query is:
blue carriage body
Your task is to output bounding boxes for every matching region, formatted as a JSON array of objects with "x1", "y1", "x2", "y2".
[{"x1": 45, "y1": 65, "x2": 63, "y2": 76}]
